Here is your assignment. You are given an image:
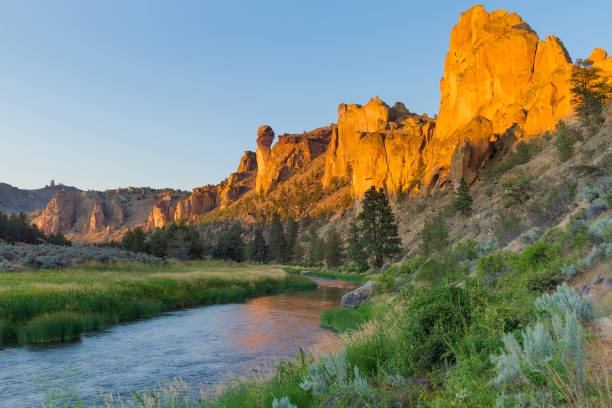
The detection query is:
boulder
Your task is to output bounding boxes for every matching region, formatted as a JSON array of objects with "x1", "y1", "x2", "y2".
[{"x1": 341, "y1": 281, "x2": 379, "y2": 309}]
